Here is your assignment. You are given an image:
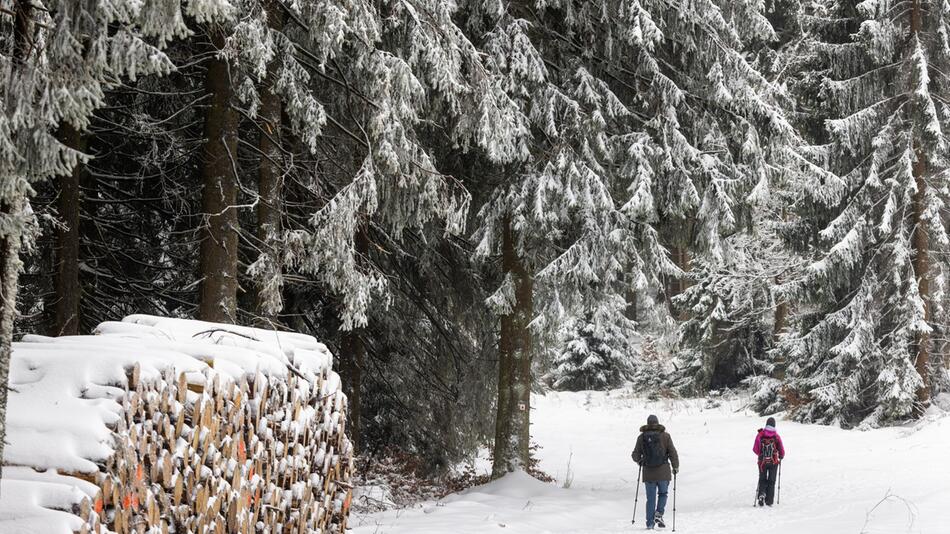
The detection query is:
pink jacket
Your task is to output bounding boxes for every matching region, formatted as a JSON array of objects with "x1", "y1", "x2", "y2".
[{"x1": 752, "y1": 427, "x2": 785, "y2": 461}]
